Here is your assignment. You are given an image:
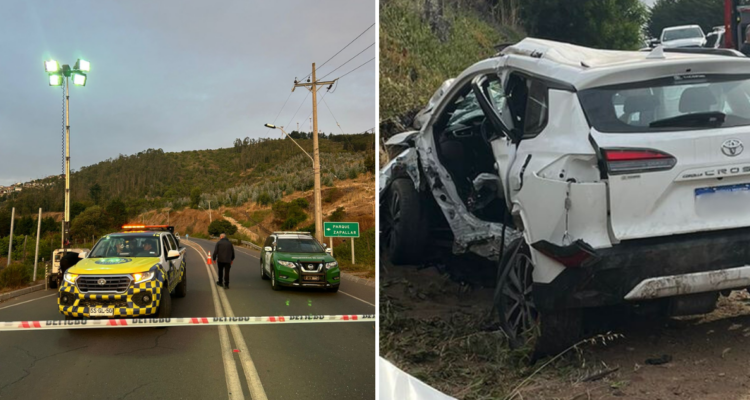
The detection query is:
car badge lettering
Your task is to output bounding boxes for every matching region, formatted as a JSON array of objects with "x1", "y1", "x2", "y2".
[
  {"x1": 722, "y1": 139, "x2": 743, "y2": 157},
  {"x1": 97, "y1": 278, "x2": 107, "y2": 286}
]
